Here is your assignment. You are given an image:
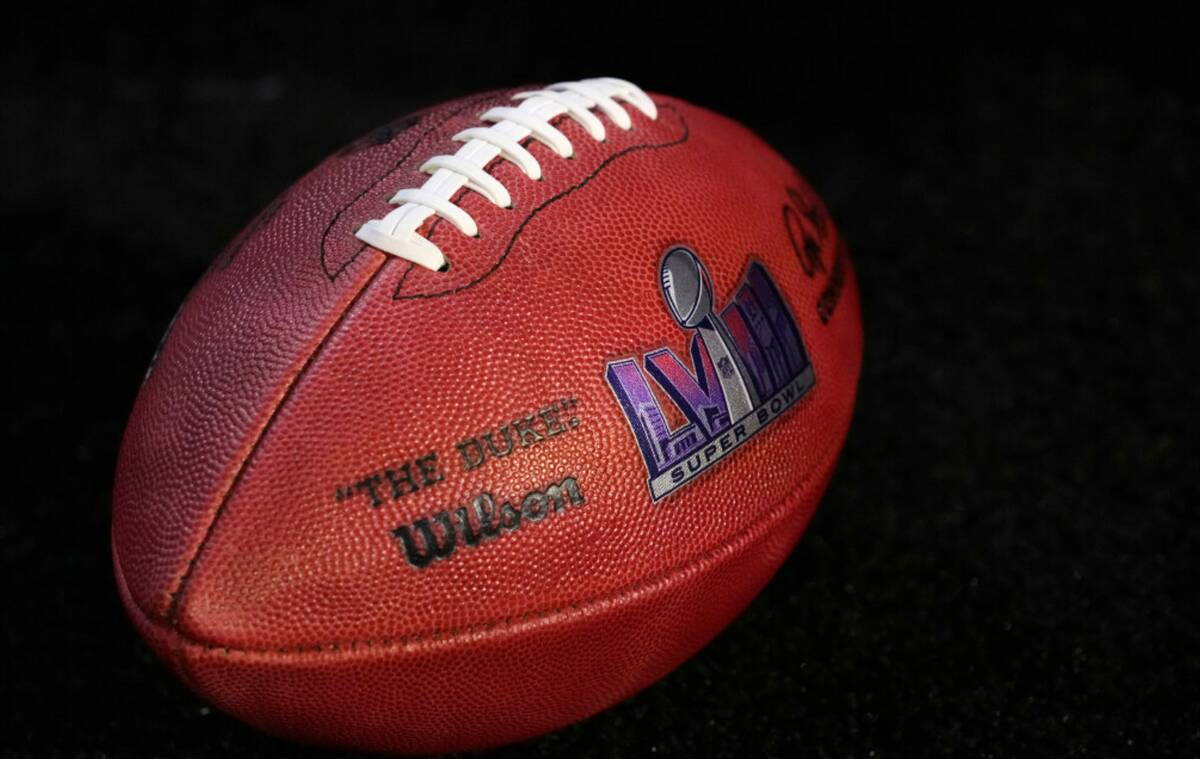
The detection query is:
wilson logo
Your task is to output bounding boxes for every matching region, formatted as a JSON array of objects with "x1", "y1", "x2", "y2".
[
  {"x1": 393, "y1": 476, "x2": 585, "y2": 569},
  {"x1": 606, "y1": 247, "x2": 814, "y2": 500}
]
